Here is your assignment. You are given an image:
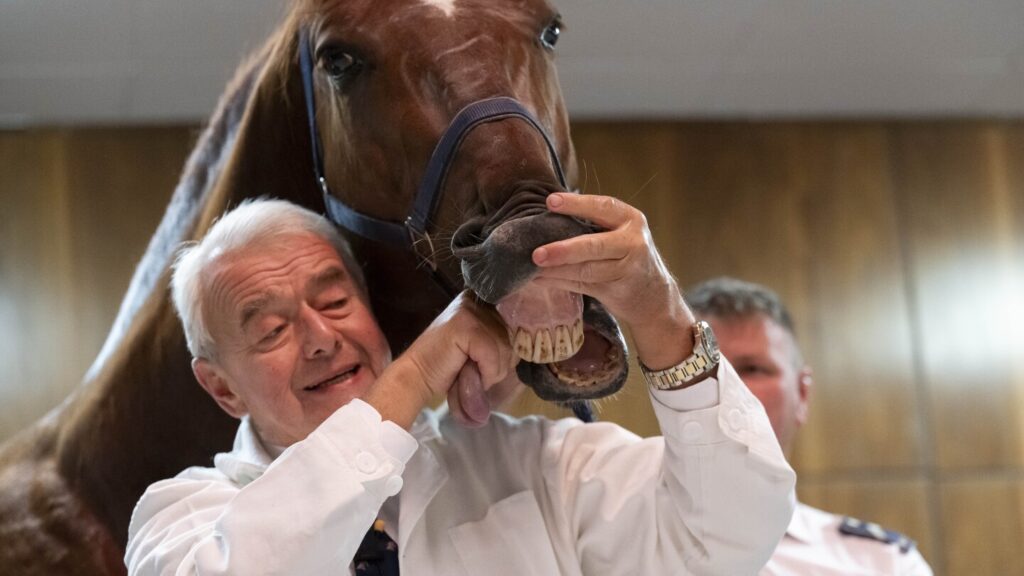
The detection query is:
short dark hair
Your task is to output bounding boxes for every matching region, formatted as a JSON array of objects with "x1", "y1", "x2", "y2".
[{"x1": 686, "y1": 276, "x2": 796, "y2": 338}]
